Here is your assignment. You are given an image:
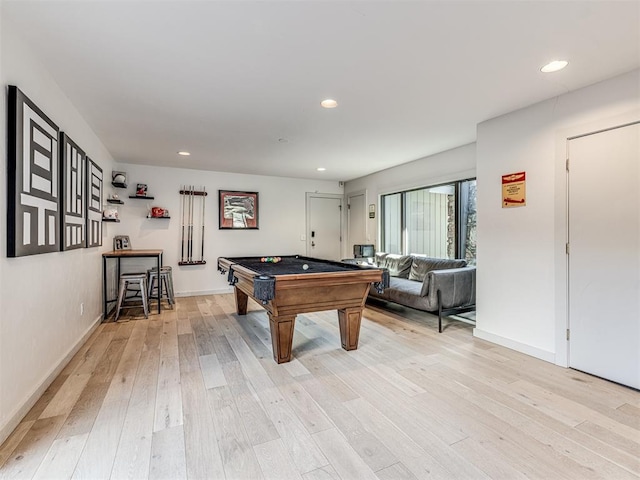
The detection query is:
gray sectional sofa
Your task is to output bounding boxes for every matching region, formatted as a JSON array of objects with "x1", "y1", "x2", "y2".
[{"x1": 367, "y1": 253, "x2": 476, "y2": 332}]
